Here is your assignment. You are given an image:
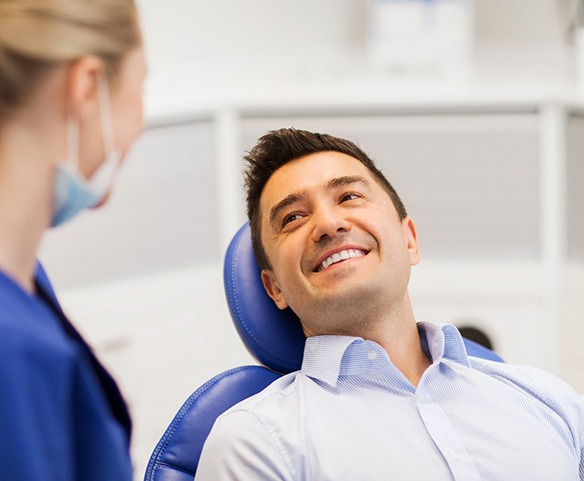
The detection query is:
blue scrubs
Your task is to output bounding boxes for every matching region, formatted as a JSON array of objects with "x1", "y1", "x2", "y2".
[{"x1": 0, "y1": 262, "x2": 133, "y2": 480}]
